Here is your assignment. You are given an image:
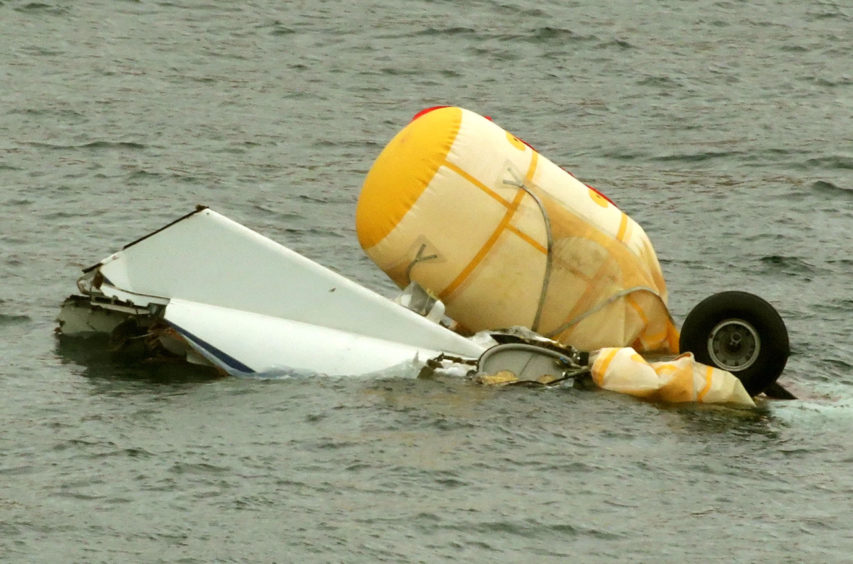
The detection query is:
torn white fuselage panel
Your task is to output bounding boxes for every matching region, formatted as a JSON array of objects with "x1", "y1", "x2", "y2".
[
  {"x1": 56, "y1": 294, "x2": 149, "y2": 336},
  {"x1": 58, "y1": 207, "x2": 485, "y2": 375}
]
